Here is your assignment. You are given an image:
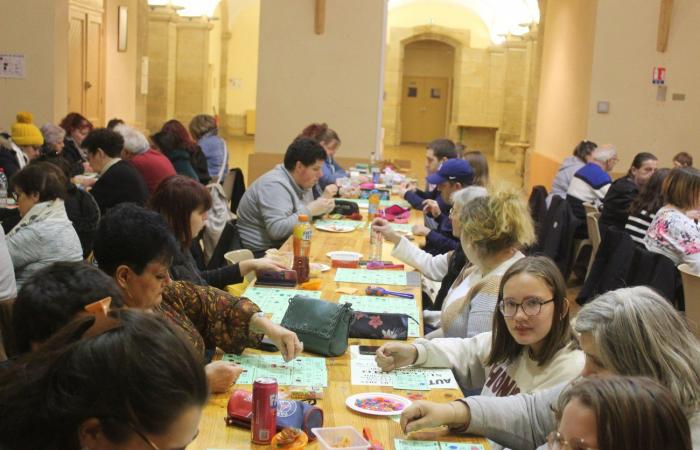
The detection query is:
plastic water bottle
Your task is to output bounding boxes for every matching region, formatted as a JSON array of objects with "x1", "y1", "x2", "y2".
[
  {"x1": 0, "y1": 168, "x2": 7, "y2": 208},
  {"x1": 292, "y1": 214, "x2": 312, "y2": 283},
  {"x1": 367, "y1": 189, "x2": 381, "y2": 222},
  {"x1": 369, "y1": 228, "x2": 383, "y2": 262}
]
